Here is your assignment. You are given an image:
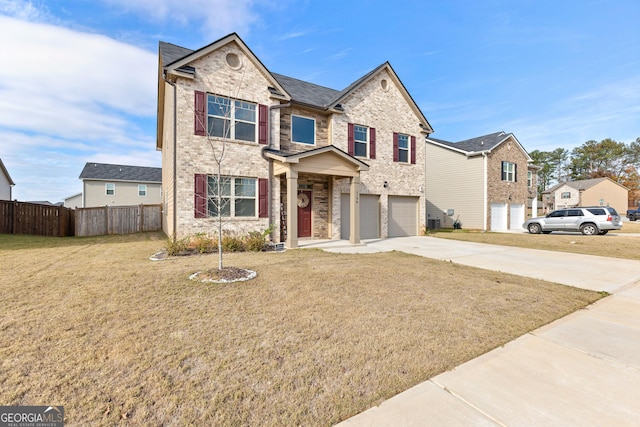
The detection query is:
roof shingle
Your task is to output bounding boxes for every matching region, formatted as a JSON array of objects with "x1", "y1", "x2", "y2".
[{"x1": 79, "y1": 163, "x2": 161, "y2": 183}]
